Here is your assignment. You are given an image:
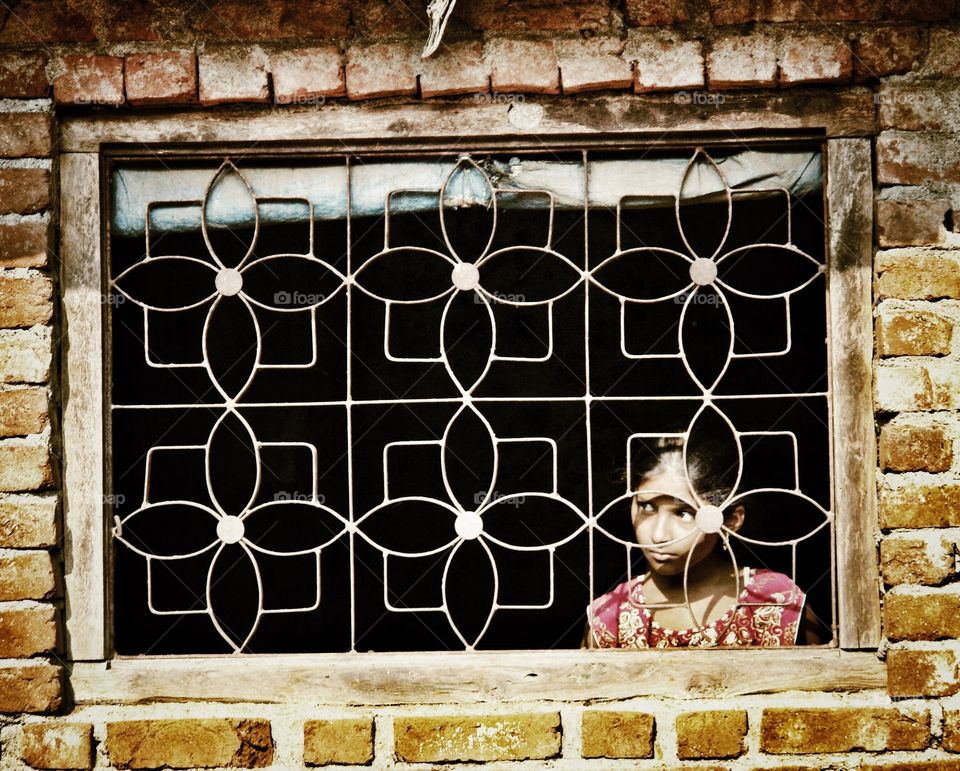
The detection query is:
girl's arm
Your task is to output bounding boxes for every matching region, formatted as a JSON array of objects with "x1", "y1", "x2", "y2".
[
  {"x1": 797, "y1": 603, "x2": 829, "y2": 645},
  {"x1": 581, "y1": 621, "x2": 597, "y2": 649}
]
